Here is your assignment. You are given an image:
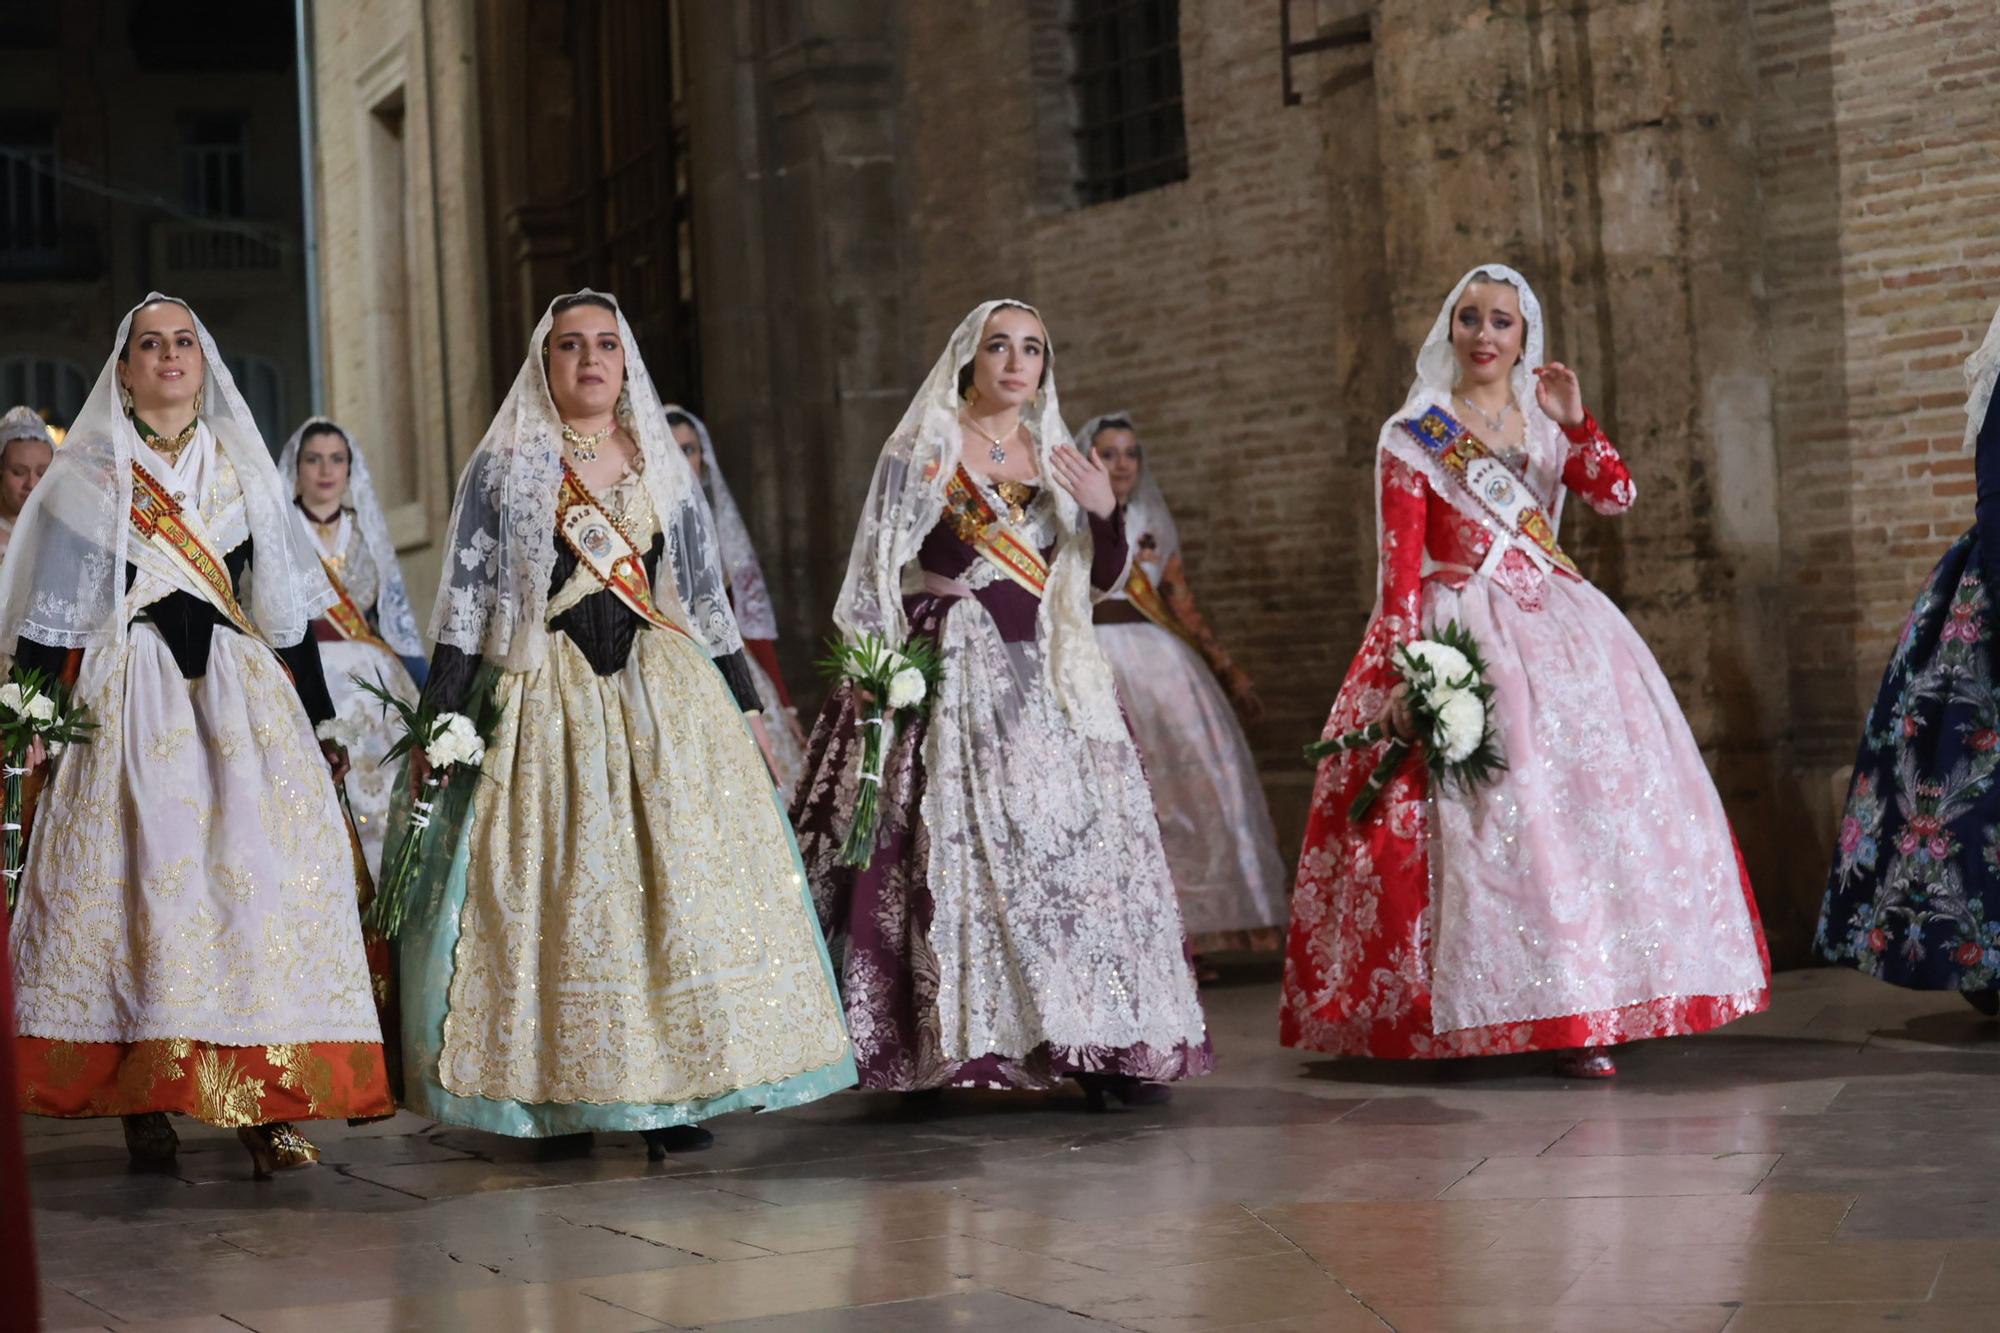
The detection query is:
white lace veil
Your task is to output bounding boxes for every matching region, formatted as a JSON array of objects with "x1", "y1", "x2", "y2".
[
  {"x1": 427, "y1": 289, "x2": 743, "y2": 674},
  {"x1": 0, "y1": 406, "x2": 53, "y2": 450},
  {"x1": 662, "y1": 403, "x2": 777, "y2": 640},
  {"x1": 833, "y1": 299, "x2": 1125, "y2": 741},
  {"x1": 1079, "y1": 409, "x2": 1178, "y2": 575},
  {"x1": 1964, "y1": 301, "x2": 2000, "y2": 454},
  {"x1": 277, "y1": 417, "x2": 424, "y2": 657},
  {"x1": 0, "y1": 292, "x2": 333, "y2": 650}
]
